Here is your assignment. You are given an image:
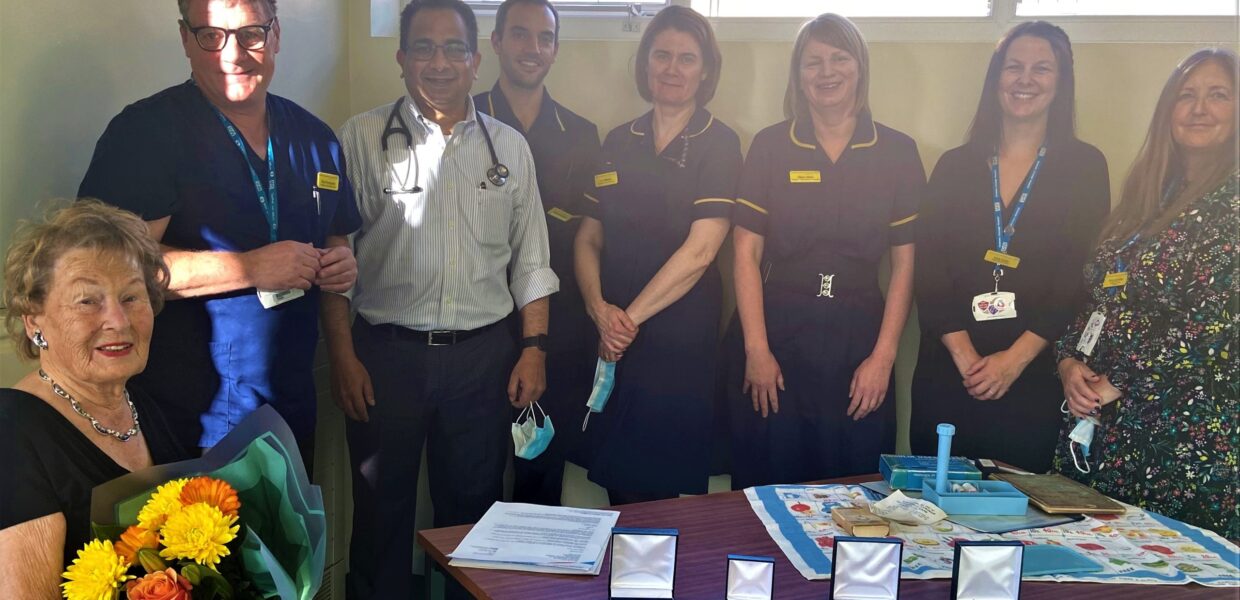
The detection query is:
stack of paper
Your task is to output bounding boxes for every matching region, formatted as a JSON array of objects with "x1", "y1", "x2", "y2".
[{"x1": 448, "y1": 502, "x2": 621, "y2": 575}]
